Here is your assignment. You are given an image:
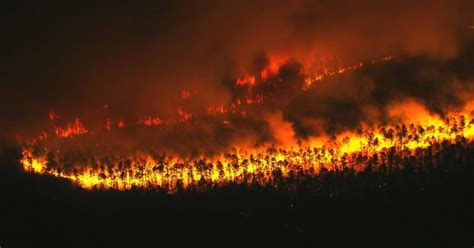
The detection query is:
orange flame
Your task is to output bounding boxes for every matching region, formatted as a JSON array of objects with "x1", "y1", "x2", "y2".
[
  {"x1": 138, "y1": 116, "x2": 162, "y2": 126},
  {"x1": 236, "y1": 76, "x2": 256, "y2": 87},
  {"x1": 54, "y1": 118, "x2": 88, "y2": 138},
  {"x1": 21, "y1": 110, "x2": 474, "y2": 192}
]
